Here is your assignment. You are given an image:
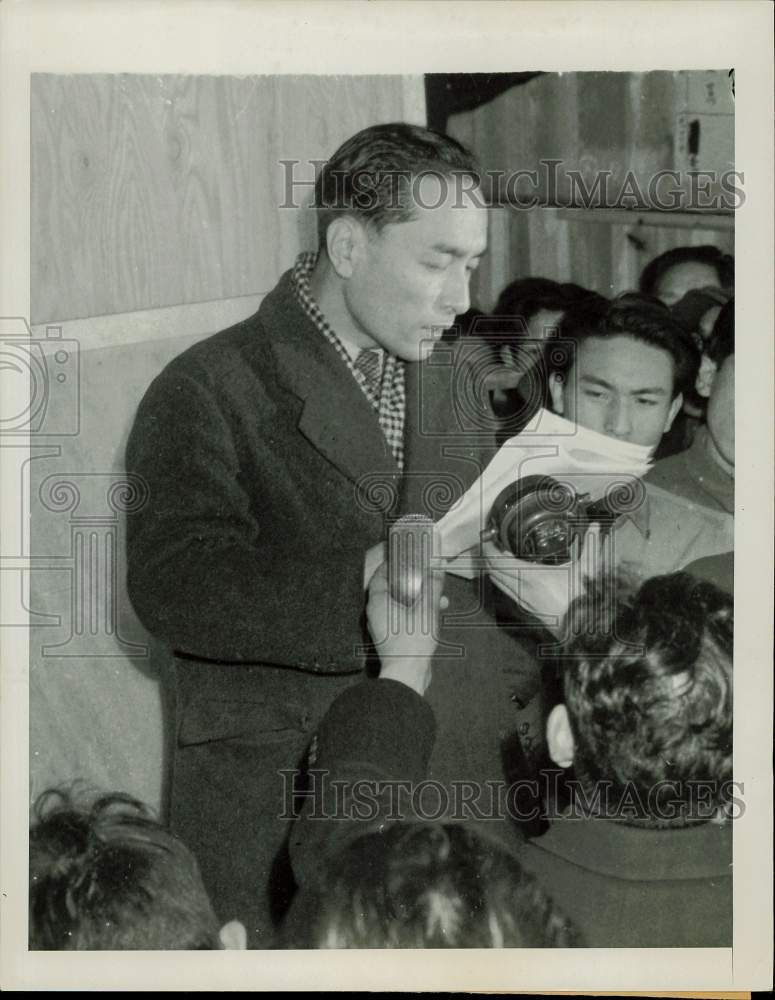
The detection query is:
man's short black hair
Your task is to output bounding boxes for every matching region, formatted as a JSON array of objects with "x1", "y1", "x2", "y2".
[
  {"x1": 314, "y1": 122, "x2": 481, "y2": 250},
  {"x1": 639, "y1": 244, "x2": 735, "y2": 297},
  {"x1": 29, "y1": 788, "x2": 222, "y2": 950},
  {"x1": 494, "y1": 277, "x2": 604, "y2": 331},
  {"x1": 486, "y1": 278, "x2": 606, "y2": 367},
  {"x1": 561, "y1": 572, "x2": 733, "y2": 822},
  {"x1": 705, "y1": 298, "x2": 735, "y2": 365},
  {"x1": 551, "y1": 293, "x2": 701, "y2": 399},
  {"x1": 284, "y1": 822, "x2": 578, "y2": 948}
]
